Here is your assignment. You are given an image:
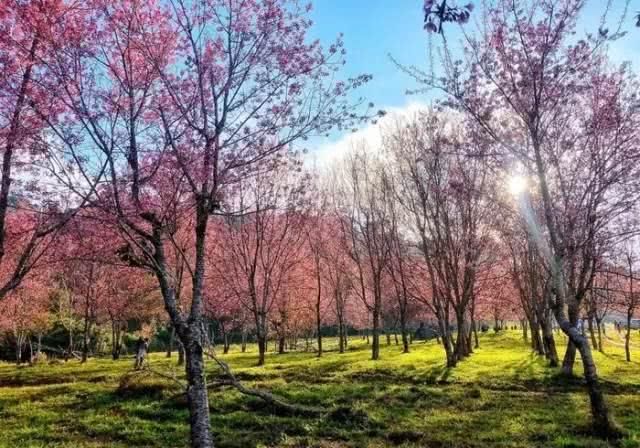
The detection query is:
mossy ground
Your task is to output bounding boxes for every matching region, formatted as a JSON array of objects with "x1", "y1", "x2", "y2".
[{"x1": 0, "y1": 330, "x2": 639, "y2": 448}]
